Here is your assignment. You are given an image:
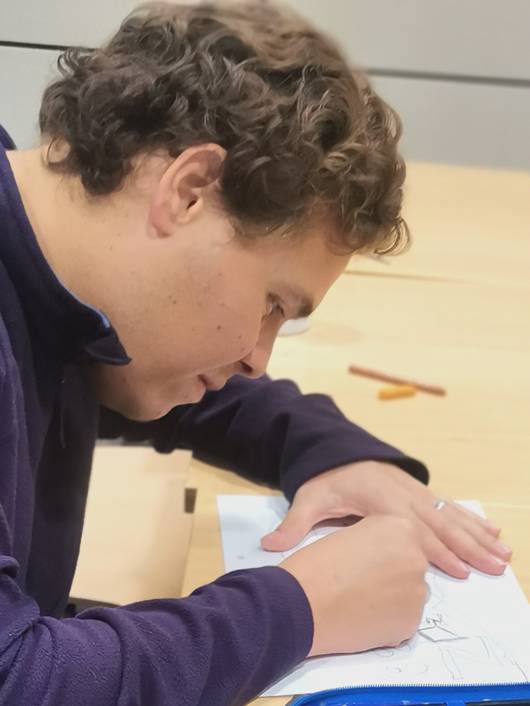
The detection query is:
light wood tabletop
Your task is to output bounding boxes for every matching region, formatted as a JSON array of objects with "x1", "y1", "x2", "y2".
[
  {"x1": 182, "y1": 161, "x2": 530, "y2": 704},
  {"x1": 72, "y1": 446, "x2": 193, "y2": 605}
]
